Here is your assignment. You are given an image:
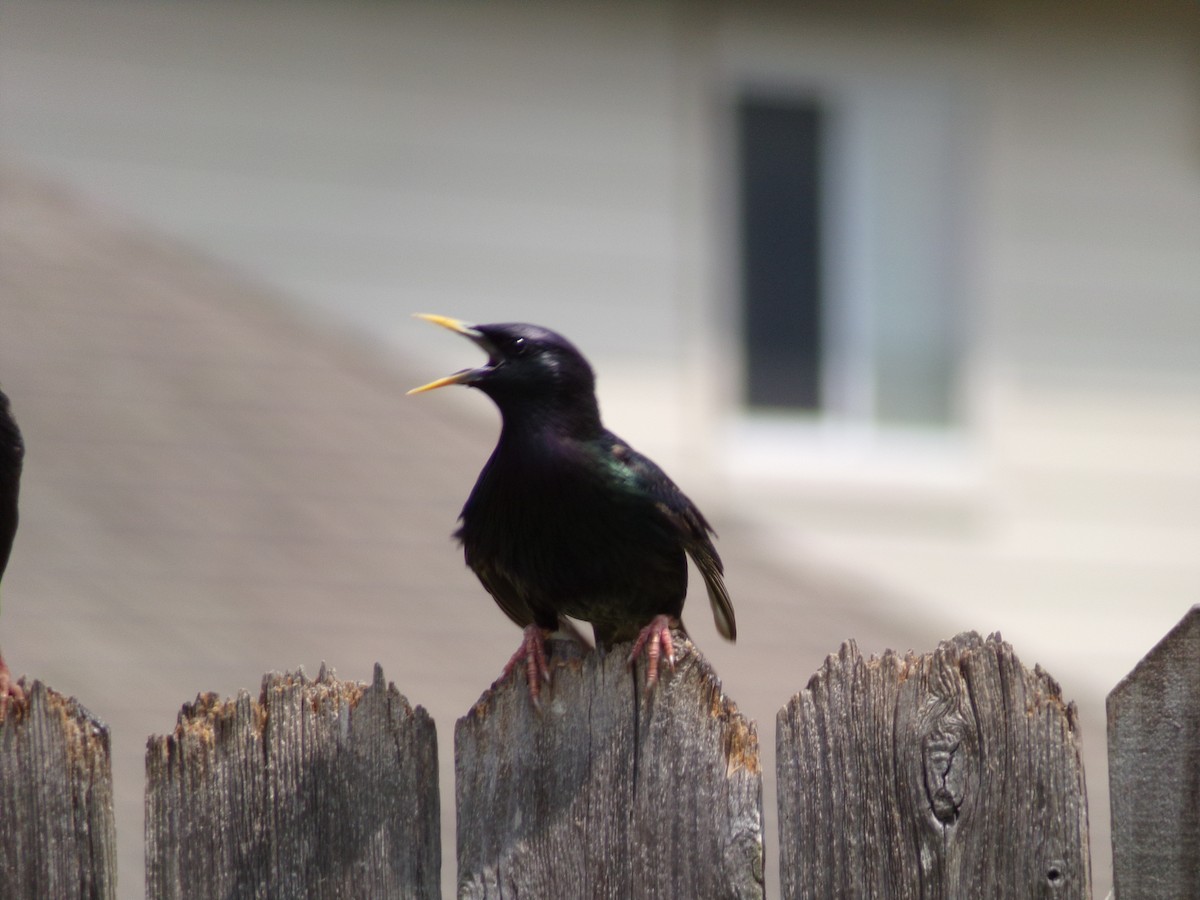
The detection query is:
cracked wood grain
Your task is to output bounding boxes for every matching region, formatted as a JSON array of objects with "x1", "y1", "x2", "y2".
[
  {"x1": 1108, "y1": 604, "x2": 1200, "y2": 900},
  {"x1": 145, "y1": 664, "x2": 440, "y2": 900},
  {"x1": 454, "y1": 633, "x2": 764, "y2": 900},
  {"x1": 777, "y1": 632, "x2": 1090, "y2": 899},
  {"x1": 0, "y1": 680, "x2": 117, "y2": 899}
]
